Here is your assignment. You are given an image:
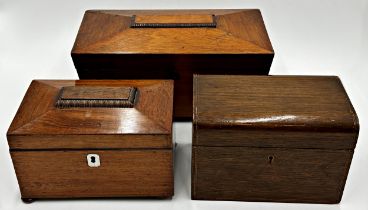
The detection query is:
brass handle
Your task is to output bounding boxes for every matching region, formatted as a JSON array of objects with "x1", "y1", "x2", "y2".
[
  {"x1": 55, "y1": 86, "x2": 137, "y2": 108},
  {"x1": 130, "y1": 14, "x2": 217, "y2": 28}
]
